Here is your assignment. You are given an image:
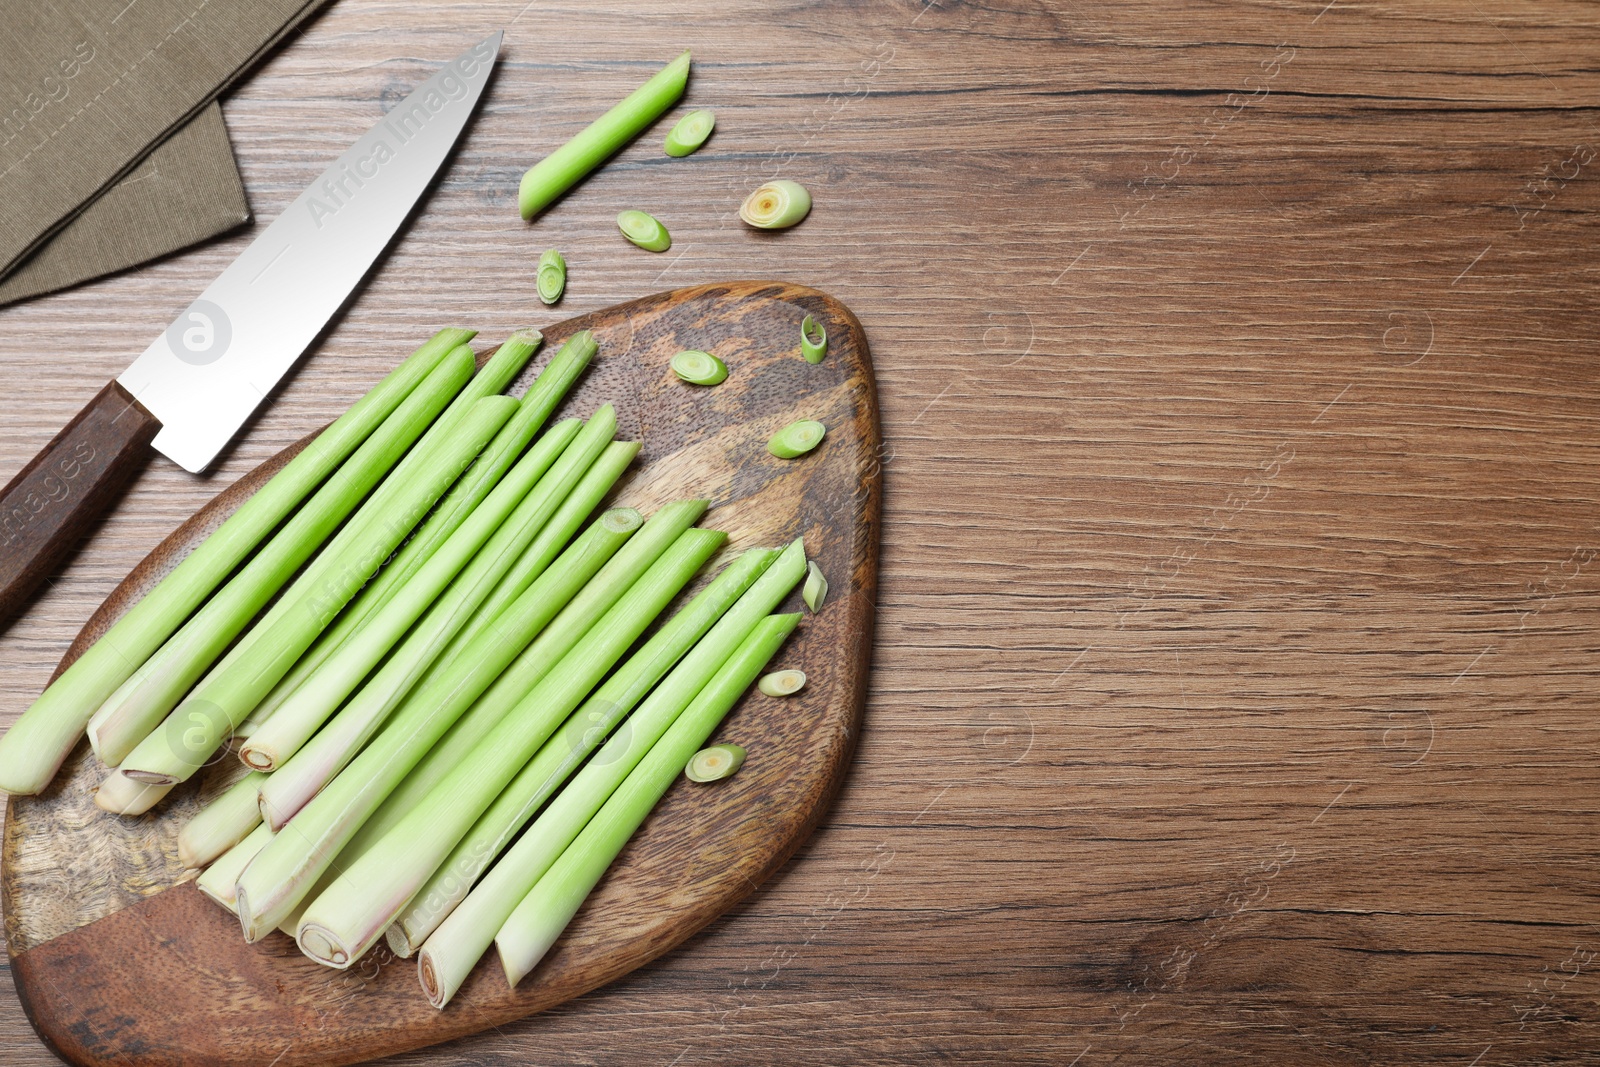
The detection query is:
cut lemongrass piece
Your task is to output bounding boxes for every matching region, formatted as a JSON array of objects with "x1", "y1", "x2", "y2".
[
  {"x1": 767, "y1": 419, "x2": 825, "y2": 459},
  {"x1": 520, "y1": 52, "x2": 690, "y2": 221},
  {"x1": 617, "y1": 210, "x2": 671, "y2": 252},
  {"x1": 536, "y1": 249, "x2": 566, "y2": 305},
  {"x1": 803, "y1": 561, "x2": 828, "y2": 613},
  {"x1": 178, "y1": 770, "x2": 266, "y2": 869},
  {"x1": 739, "y1": 180, "x2": 811, "y2": 230},
  {"x1": 686, "y1": 744, "x2": 746, "y2": 782},
  {"x1": 664, "y1": 109, "x2": 714, "y2": 156},
  {"x1": 94, "y1": 769, "x2": 173, "y2": 815},
  {"x1": 196, "y1": 823, "x2": 273, "y2": 915},
  {"x1": 800, "y1": 315, "x2": 827, "y2": 364},
  {"x1": 671, "y1": 350, "x2": 727, "y2": 386},
  {"x1": 758, "y1": 669, "x2": 806, "y2": 697}
]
